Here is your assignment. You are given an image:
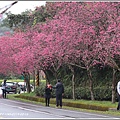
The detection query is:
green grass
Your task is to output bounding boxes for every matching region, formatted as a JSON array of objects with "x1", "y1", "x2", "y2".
[
  {"x1": 62, "y1": 99, "x2": 117, "y2": 108},
  {"x1": 11, "y1": 92, "x2": 117, "y2": 108},
  {"x1": 20, "y1": 92, "x2": 36, "y2": 97},
  {"x1": 0, "y1": 79, "x2": 22, "y2": 82}
]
